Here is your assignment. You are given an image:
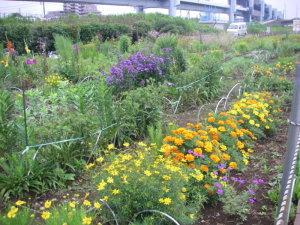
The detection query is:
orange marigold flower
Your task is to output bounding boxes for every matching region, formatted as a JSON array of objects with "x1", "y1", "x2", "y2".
[
  {"x1": 236, "y1": 141, "x2": 245, "y2": 149},
  {"x1": 219, "y1": 168, "x2": 227, "y2": 174},
  {"x1": 204, "y1": 183, "x2": 211, "y2": 189},
  {"x1": 163, "y1": 136, "x2": 174, "y2": 142},
  {"x1": 221, "y1": 153, "x2": 231, "y2": 161},
  {"x1": 174, "y1": 138, "x2": 184, "y2": 146},
  {"x1": 194, "y1": 148, "x2": 202, "y2": 155},
  {"x1": 210, "y1": 154, "x2": 220, "y2": 163},
  {"x1": 196, "y1": 140, "x2": 204, "y2": 147},
  {"x1": 207, "y1": 117, "x2": 215, "y2": 123},
  {"x1": 218, "y1": 120, "x2": 225, "y2": 125},
  {"x1": 204, "y1": 141, "x2": 213, "y2": 152},
  {"x1": 185, "y1": 154, "x2": 195, "y2": 162},
  {"x1": 200, "y1": 165, "x2": 209, "y2": 172},
  {"x1": 183, "y1": 132, "x2": 194, "y2": 140},
  {"x1": 230, "y1": 131, "x2": 237, "y2": 138},
  {"x1": 229, "y1": 162, "x2": 238, "y2": 169}
]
